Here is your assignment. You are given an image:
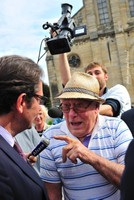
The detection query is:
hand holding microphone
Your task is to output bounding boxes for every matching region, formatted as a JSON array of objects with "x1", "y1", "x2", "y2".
[{"x1": 27, "y1": 137, "x2": 50, "y2": 163}]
